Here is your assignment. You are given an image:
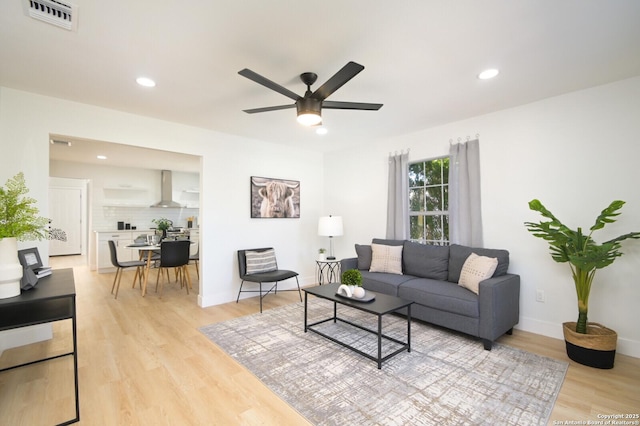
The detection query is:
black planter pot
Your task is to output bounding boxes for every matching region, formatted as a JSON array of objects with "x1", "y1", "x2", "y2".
[
  {"x1": 565, "y1": 341, "x2": 616, "y2": 369},
  {"x1": 563, "y1": 322, "x2": 617, "y2": 369}
]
